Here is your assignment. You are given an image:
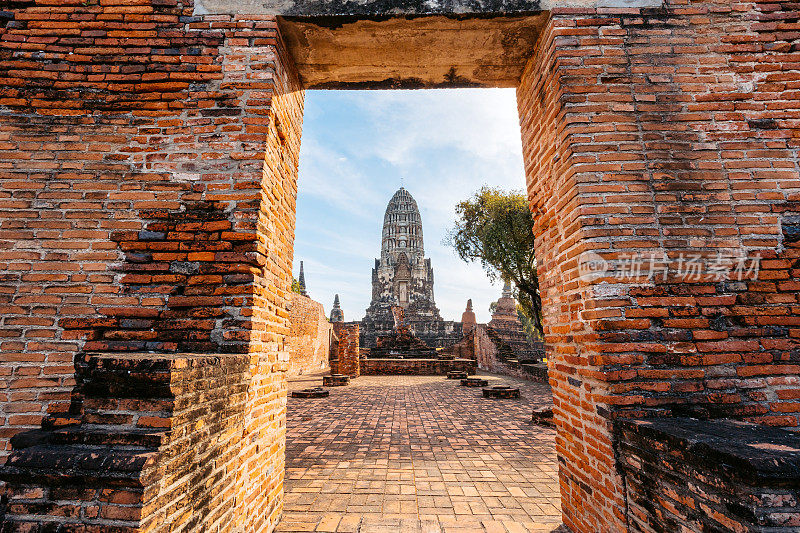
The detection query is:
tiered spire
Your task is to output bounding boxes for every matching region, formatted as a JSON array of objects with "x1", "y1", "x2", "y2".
[
  {"x1": 330, "y1": 294, "x2": 344, "y2": 322},
  {"x1": 502, "y1": 280, "x2": 513, "y2": 298},
  {"x1": 381, "y1": 187, "x2": 425, "y2": 262},
  {"x1": 493, "y1": 280, "x2": 518, "y2": 320},
  {"x1": 298, "y1": 261, "x2": 307, "y2": 296}
]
